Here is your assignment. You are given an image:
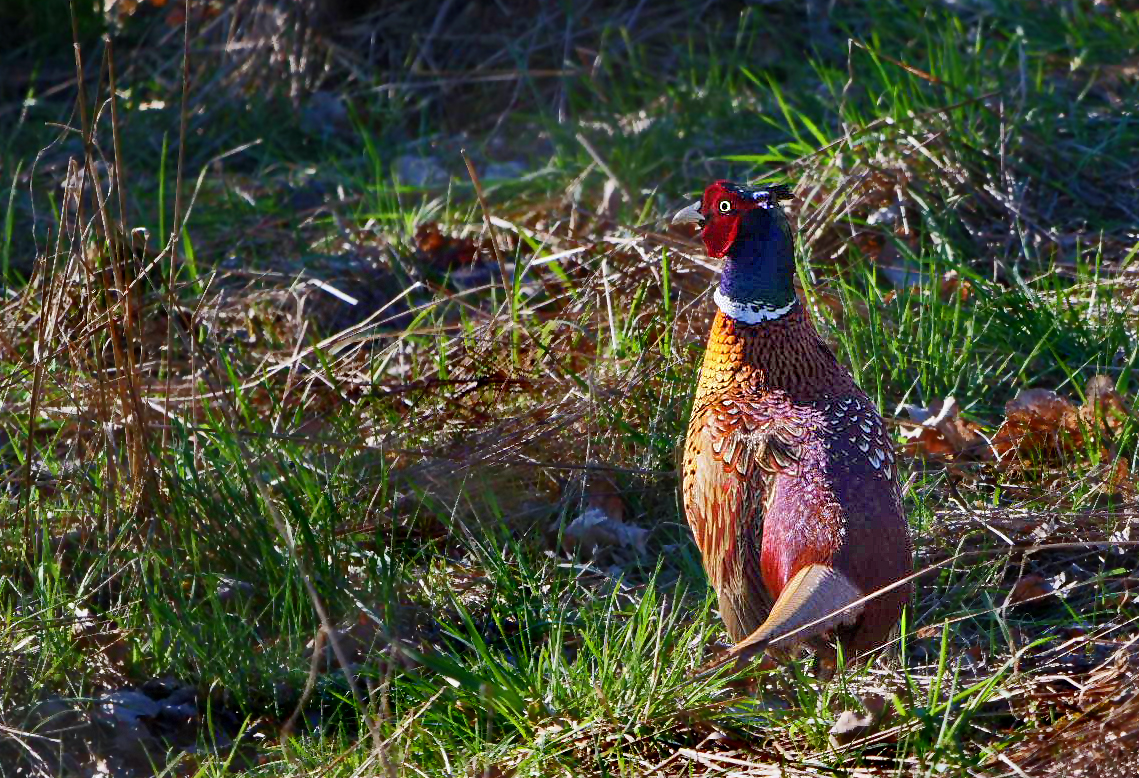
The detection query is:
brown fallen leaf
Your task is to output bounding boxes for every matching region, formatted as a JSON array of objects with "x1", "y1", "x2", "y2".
[
  {"x1": 560, "y1": 507, "x2": 649, "y2": 561},
  {"x1": 939, "y1": 269, "x2": 972, "y2": 301},
  {"x1": 1006, "y1": 574, "x2": 1054, "y2": 609},
  {"x1": 829, "y1": 709, "x2": 875, "y2": 747},
  {"x1": 992, "y1": 388, "x2": 1083, "y2": 463},
  {"x1": 914, "y1": 624, "x2": 943, "y2": 640},
  {"x1": 1078, "y1": 377, "x2": 1135, "y2": 493},
  {"x1": 551, "y1": 476, "x2": 648, "y2": 566},
  {"x1": 963, "y1": 642, "x2": 986, "y2": 669},
  {"x1": 1081, "y1": 375, "x2": 1130, "y2": 435},
  {"x1": 302, "y1": 612, "x2": 418, "y2": 674},
  {"x1": 415, "y1": 222, "x2": 479, "y2": 271},
  {"x1": 585, "y1": 476, "x2": 626, "y2": 523},
  {"x1": 900, "y1": 397, "x2": 990, "y2": 460},
  {"x1": 70, "y1": 605, "x2": 130, "y2": 687},
  {"x1": 1105, "y1": 457, "x2": 1135, "y2": 495},
  {"x1": 829, "y1": 693, "x2": 889, "y2": 747},
  {"x1": 162, "y1": 0, "x2": 222, "y2": 28}
]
